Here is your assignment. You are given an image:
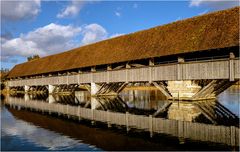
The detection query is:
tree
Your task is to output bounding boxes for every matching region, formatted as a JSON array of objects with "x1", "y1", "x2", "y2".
[{"x1": 27, "y1": 54, "x2": 40, "y2": 61}]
